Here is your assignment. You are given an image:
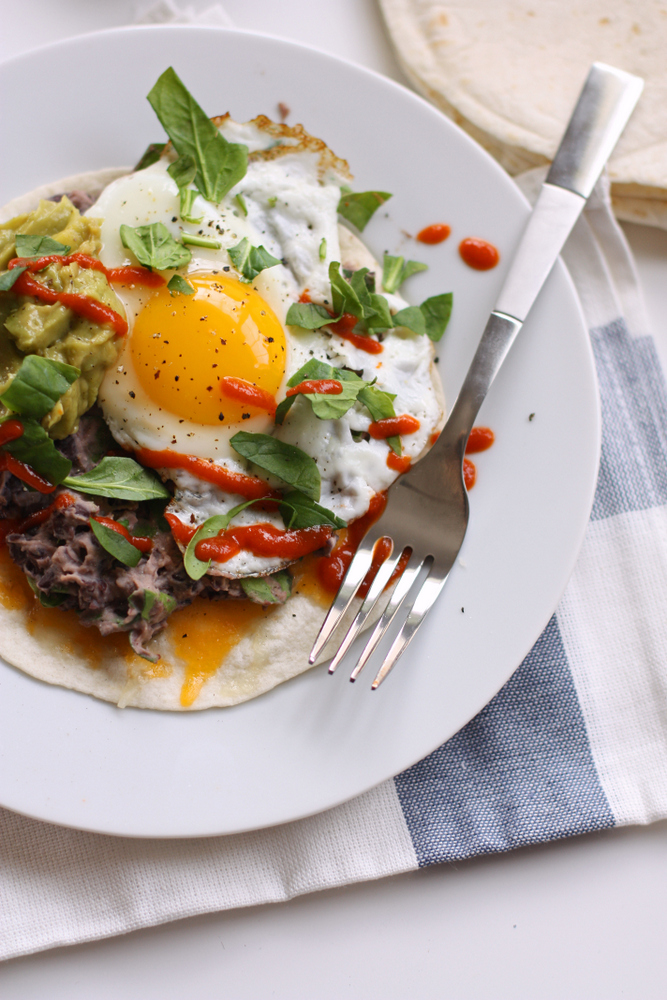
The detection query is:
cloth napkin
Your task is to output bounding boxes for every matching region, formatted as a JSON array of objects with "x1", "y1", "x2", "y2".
[{"x1": 4, "y1": 5, "x2": 667, "y2": 962}]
